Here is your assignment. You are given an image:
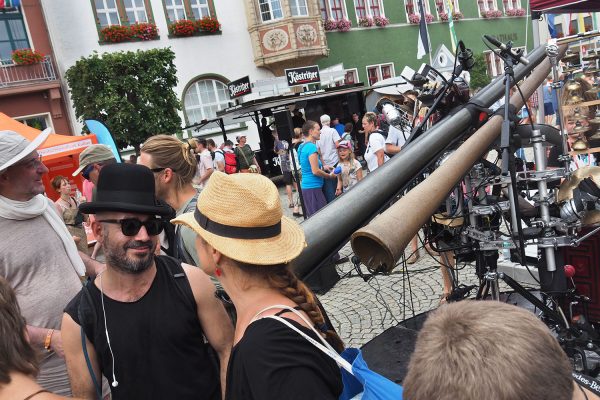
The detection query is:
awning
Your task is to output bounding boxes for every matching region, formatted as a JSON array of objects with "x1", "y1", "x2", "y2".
[
  {"x1": 0, "y1": 112, "x2": 97, "y2": 161},
  {"x1": 530, "y1": 0, "x2": 600, "y2": 13}
]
